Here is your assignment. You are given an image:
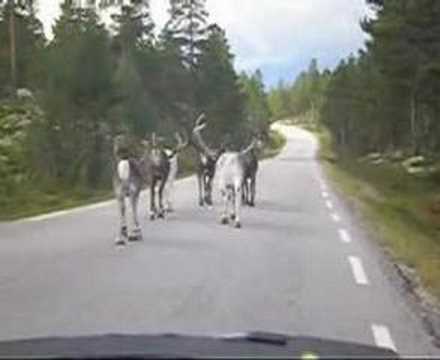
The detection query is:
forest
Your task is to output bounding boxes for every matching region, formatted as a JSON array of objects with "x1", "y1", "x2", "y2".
[
  {"x1": 270, "y1": 0, "x2": 440, "y2": 158},
  {"x1": 0, "y1": 0, "x2": 272, "y2": 218}
]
